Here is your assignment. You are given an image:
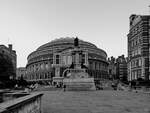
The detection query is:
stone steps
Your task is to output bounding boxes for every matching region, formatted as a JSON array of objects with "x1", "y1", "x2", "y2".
[
  {"x1": 66, "y1": 84, "x2": 94, "y2": 91},
  {"x1": 64, "y1": 80, "x2": 96, "y2": 91}
]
